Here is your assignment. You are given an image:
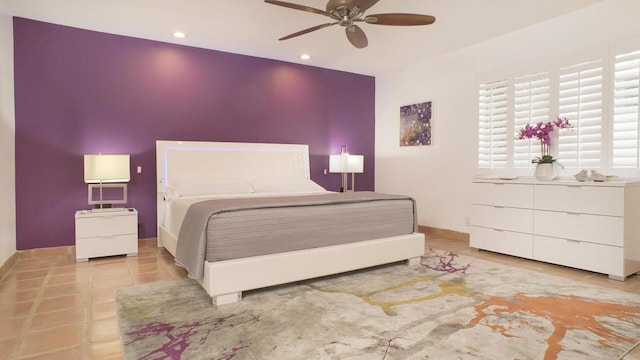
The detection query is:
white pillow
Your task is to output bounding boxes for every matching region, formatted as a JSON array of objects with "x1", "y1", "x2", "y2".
[
  {"x1": 250, "y1": 177, "x2": 326, "y2": 193},
  {"x1": 170, "y1": 178, "x2": 254, "y2": 197}
]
